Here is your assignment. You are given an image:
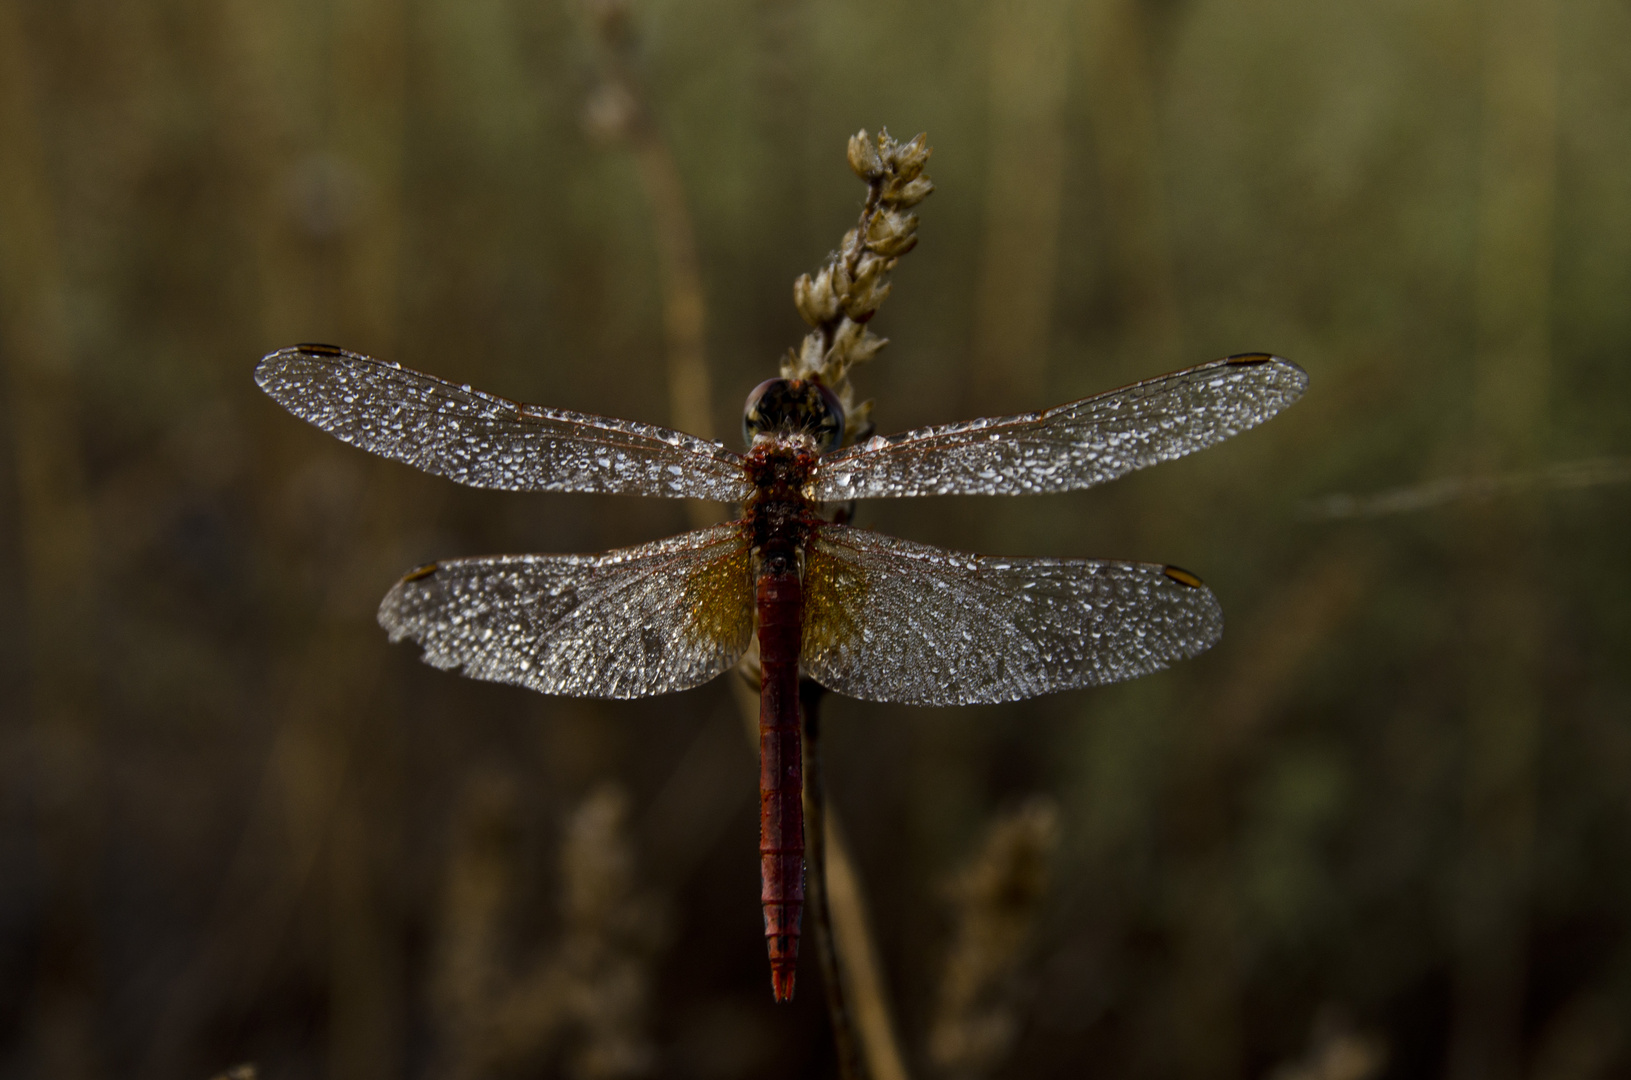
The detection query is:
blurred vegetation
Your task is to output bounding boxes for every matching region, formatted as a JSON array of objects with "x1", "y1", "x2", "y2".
[{"x1": 2, "y1": 0, "x2": 1630, "y2": 1078}]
